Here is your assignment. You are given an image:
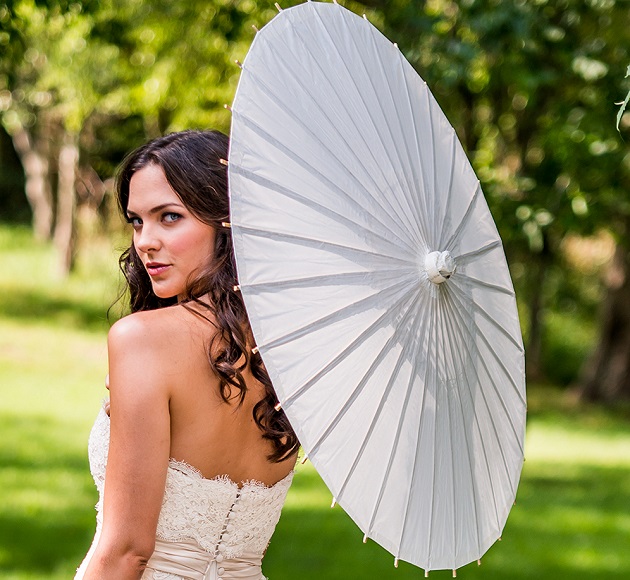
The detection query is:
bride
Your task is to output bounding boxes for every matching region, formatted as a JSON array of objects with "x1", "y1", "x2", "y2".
[{"x1": 76, "y1": 130, "x2": 299, "y2": 579}]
